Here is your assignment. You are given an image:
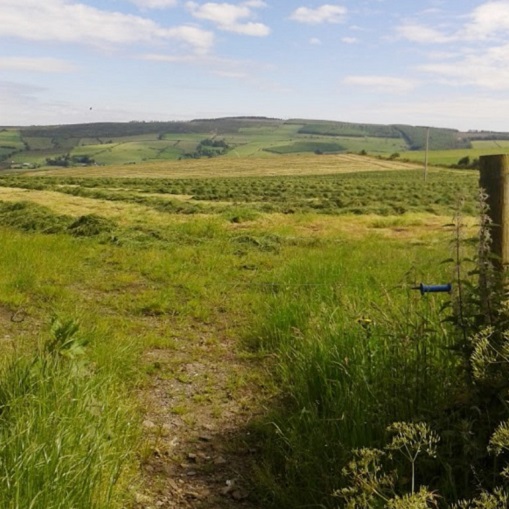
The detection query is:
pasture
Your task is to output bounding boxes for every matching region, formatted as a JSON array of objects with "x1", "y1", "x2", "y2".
[
  {"x1": 400, "y1": 139, "x2": 509, "y2": 166},
  {"x1": 0, "y1": 153, "x2": 501, "y2": 508}
]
